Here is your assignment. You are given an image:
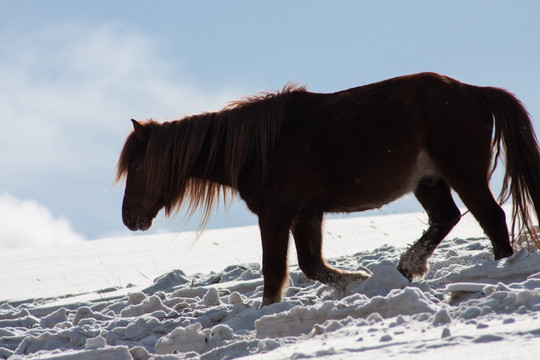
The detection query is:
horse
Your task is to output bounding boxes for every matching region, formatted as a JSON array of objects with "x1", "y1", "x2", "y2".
[{"x1": 116, "y1": 72, "x2": 540, "y2": 306}]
